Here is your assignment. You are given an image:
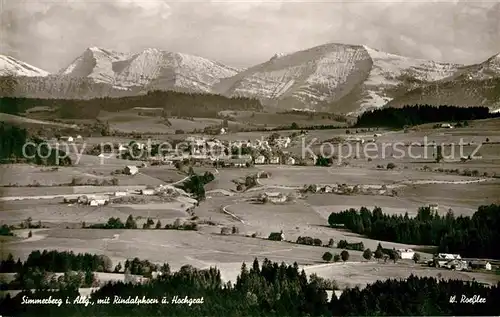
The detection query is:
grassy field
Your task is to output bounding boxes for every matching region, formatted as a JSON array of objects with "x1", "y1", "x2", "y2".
[
  {"x1": 256, "y1": 165, "x2": 479, "y2": 186},
  {"x1": 304, "y1": 261, "x2": 500, "y2": 289},
  {"x1": 218, "y1": 110, "x2": 348, "y2": 129},
  {"x1": 0, "y1": 164, "x2": 167, "y2": 187},
  {"x1": 1, "y1": 199, "x2": 192, "y2": 227},
  {"x1": 98, "y1": 110, "x2": 251, "y2": 134}
]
